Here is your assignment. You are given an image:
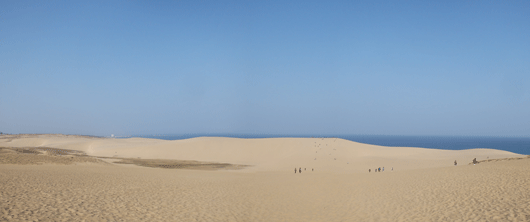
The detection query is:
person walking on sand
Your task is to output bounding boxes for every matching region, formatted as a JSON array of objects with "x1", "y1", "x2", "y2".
[
  {"x1": 454, "y1": 160, "x2": 457, "y2": 166},
  {"x1": 299, "y1": 168, "x2": 302, "y2": 173},
  {"x1": 369, "y1": 169, "x2": 371, "y2": 173}
]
